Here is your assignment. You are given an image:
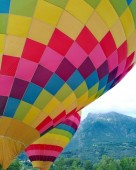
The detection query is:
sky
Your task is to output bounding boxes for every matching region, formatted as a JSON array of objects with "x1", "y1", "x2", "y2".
[{"x1": 82, "y1": 66, "x2": 136, "y2": 120}]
